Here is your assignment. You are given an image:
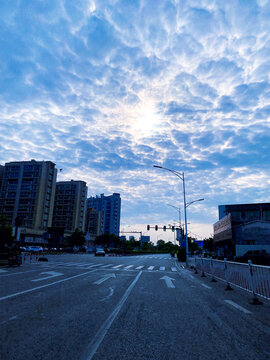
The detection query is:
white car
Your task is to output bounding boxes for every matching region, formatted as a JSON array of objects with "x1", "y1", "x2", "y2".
[{"x1": 26, "y1": 246, "x2": 43, "y2": 253}]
